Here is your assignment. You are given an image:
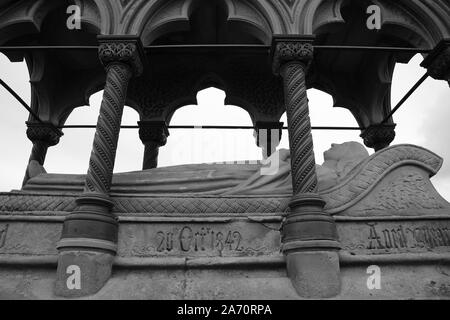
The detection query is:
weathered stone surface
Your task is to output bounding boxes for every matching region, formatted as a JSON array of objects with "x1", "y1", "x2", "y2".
[
  {"x1": 286, "y1": 251, "x2": 340, "y2": 298},
  {"x1": 0, "y1": 221, "x2": 61, "y2": 256},
  {"x1": 55, "y1": 251, "x2": 114, "y2": 298}
]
